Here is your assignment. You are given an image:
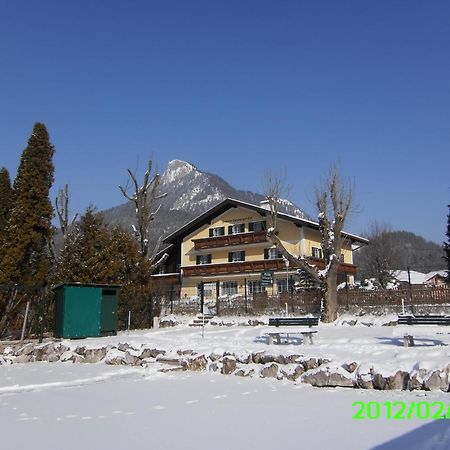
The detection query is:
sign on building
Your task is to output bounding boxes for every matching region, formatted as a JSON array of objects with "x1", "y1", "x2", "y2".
[{"x1": 261, "y1": 270, "x2": 274, "y2": 286}]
